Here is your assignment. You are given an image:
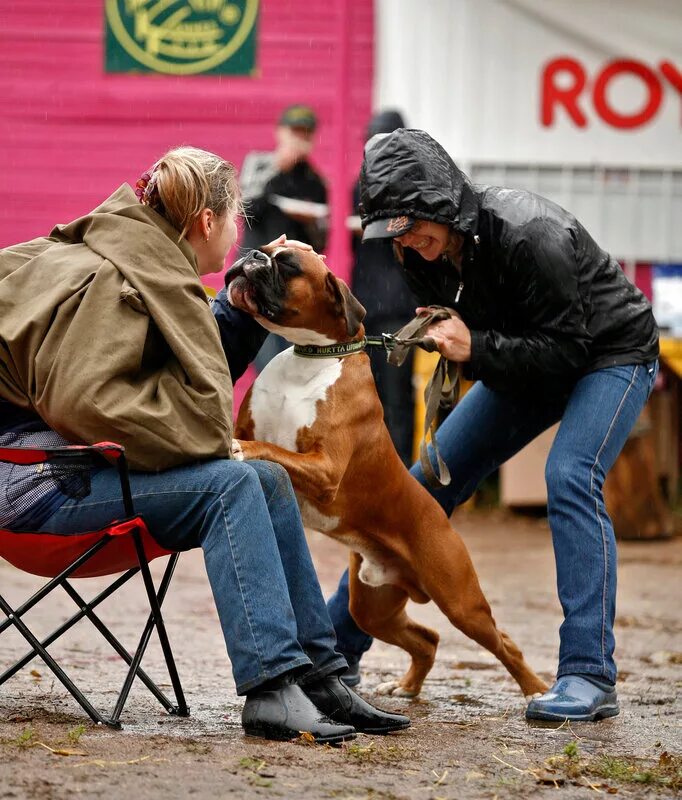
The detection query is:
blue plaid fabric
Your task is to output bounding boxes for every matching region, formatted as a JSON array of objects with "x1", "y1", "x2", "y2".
[
  {"x1": 1, "y1": 399, "x2": 95, "y2": 530},
  {"x1": 0, "y1": 429, "x2": 87, "y2": 529}
]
